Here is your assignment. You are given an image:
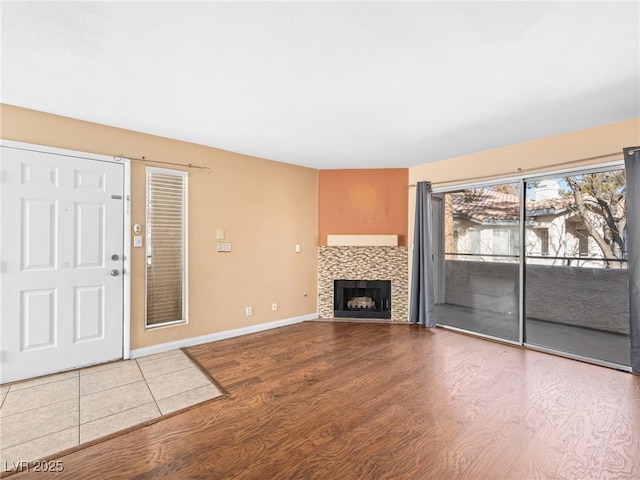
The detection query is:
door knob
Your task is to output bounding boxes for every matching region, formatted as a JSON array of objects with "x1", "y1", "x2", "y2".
[{"x1": 110, "y1": 269, "x2": 120, "y2": 277}]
